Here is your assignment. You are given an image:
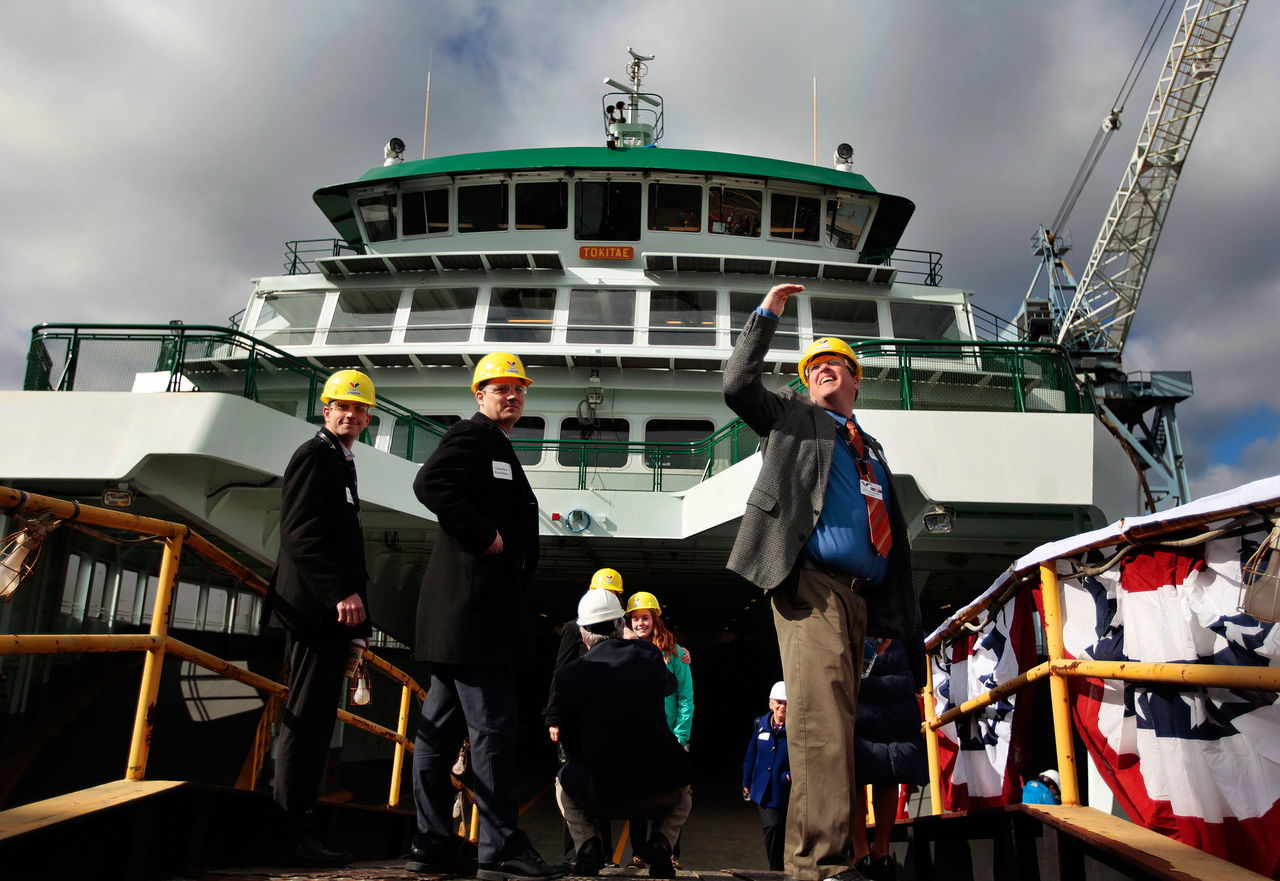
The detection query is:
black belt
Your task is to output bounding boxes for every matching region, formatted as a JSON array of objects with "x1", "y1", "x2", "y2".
[{"x1": 799, "y1": 558, "x2": 873, "y2": 593}]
